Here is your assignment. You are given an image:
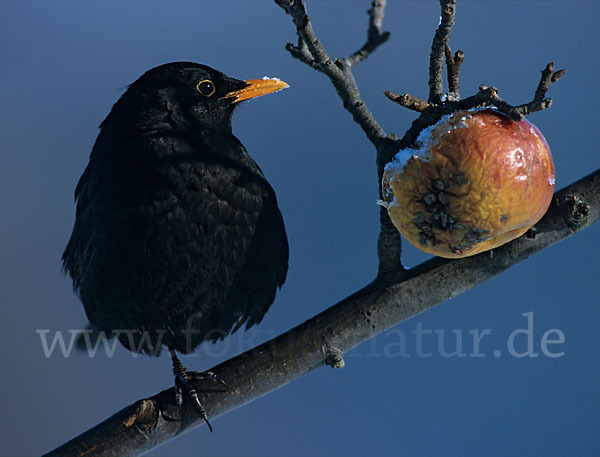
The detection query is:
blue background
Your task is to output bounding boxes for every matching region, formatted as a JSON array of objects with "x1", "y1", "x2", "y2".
[{"x1": 2, "y1": 1, "x2": 599, "y2": 456}]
